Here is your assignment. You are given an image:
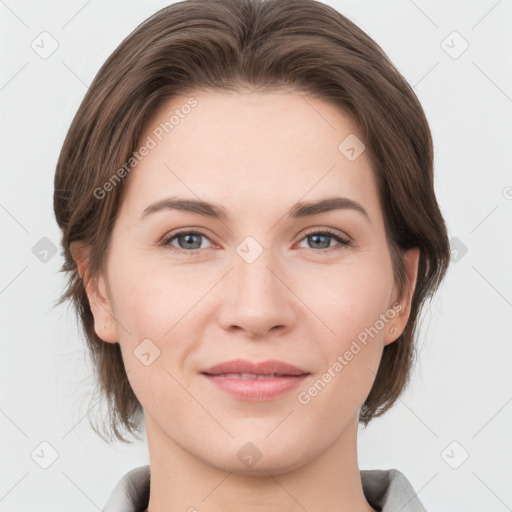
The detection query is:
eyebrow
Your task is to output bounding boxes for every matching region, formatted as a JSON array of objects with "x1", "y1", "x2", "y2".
[{"x1": 140, "y1": 196, "x2": 370, "y2": 223}]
